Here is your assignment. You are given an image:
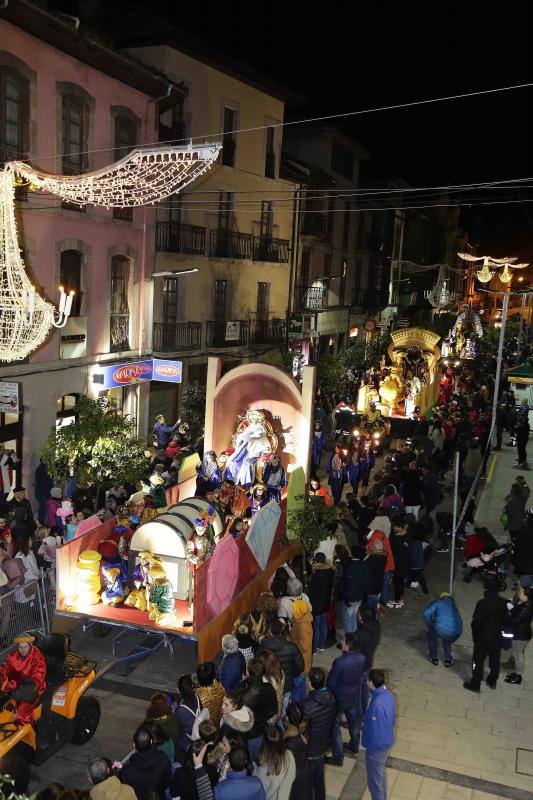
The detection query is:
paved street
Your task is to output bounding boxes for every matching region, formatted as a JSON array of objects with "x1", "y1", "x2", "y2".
[{"x1": 27, "y1": 441, "x2": 533, "y2": 799}]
